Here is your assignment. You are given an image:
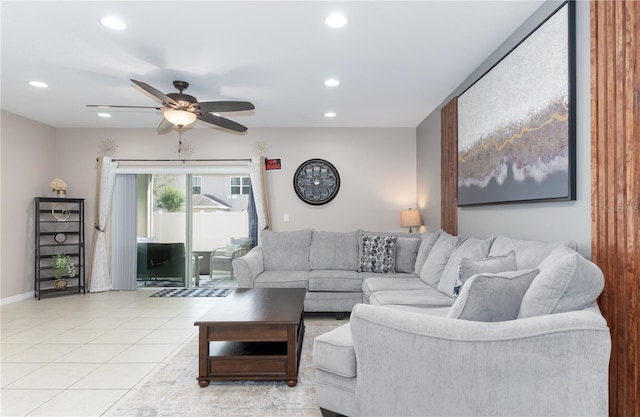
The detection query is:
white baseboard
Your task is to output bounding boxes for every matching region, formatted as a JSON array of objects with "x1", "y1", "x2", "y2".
[{"x1": 1, "y1": 291, "x2": 34, "y2": 305}]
